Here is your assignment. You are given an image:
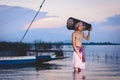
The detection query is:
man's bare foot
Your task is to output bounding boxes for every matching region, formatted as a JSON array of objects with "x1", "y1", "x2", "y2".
[
  {"x1": 74, "y1": 68, "x2": 79, "y2": 73},
  {"x1": 82, "y1": 76, "x2": 86, "y2": 79},
  {"x1": 78, "y1": 68, "x2": 81, "y2": 72}
]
